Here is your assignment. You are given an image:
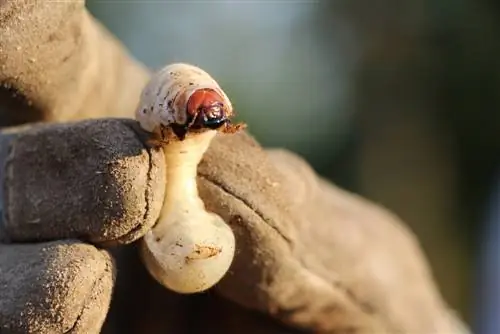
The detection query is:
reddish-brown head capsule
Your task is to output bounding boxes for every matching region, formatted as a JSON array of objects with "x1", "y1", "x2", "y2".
[{"x1": 186, "y1": 88, "x2": 228, "y2": 130}]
